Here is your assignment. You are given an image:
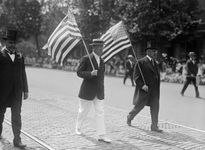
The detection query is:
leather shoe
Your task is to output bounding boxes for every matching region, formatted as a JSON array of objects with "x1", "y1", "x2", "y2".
[
  {"x1": 98, "y1": 135, "x2": 111, "y2": 143},
  {"x1": 151, "y1": 127, "x2": 163, "y2": 133},
  {"x1": 127, "y1": 116, "x2": 131, "y2": 126},
  {"x1": 13, "y1": 141, "x2": 27, "y2": 148}
]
